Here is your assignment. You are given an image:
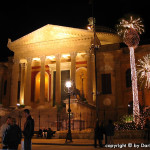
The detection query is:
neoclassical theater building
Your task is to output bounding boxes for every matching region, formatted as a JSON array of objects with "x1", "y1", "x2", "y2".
[{"x1": 0, "y1": 24, "x2": 150, "y2": 130}]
